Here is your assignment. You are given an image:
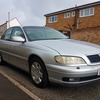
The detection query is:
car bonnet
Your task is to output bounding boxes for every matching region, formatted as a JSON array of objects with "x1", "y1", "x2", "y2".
[{"x1": 36, "y1": 39, "x2": 100, "y2": 56}]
